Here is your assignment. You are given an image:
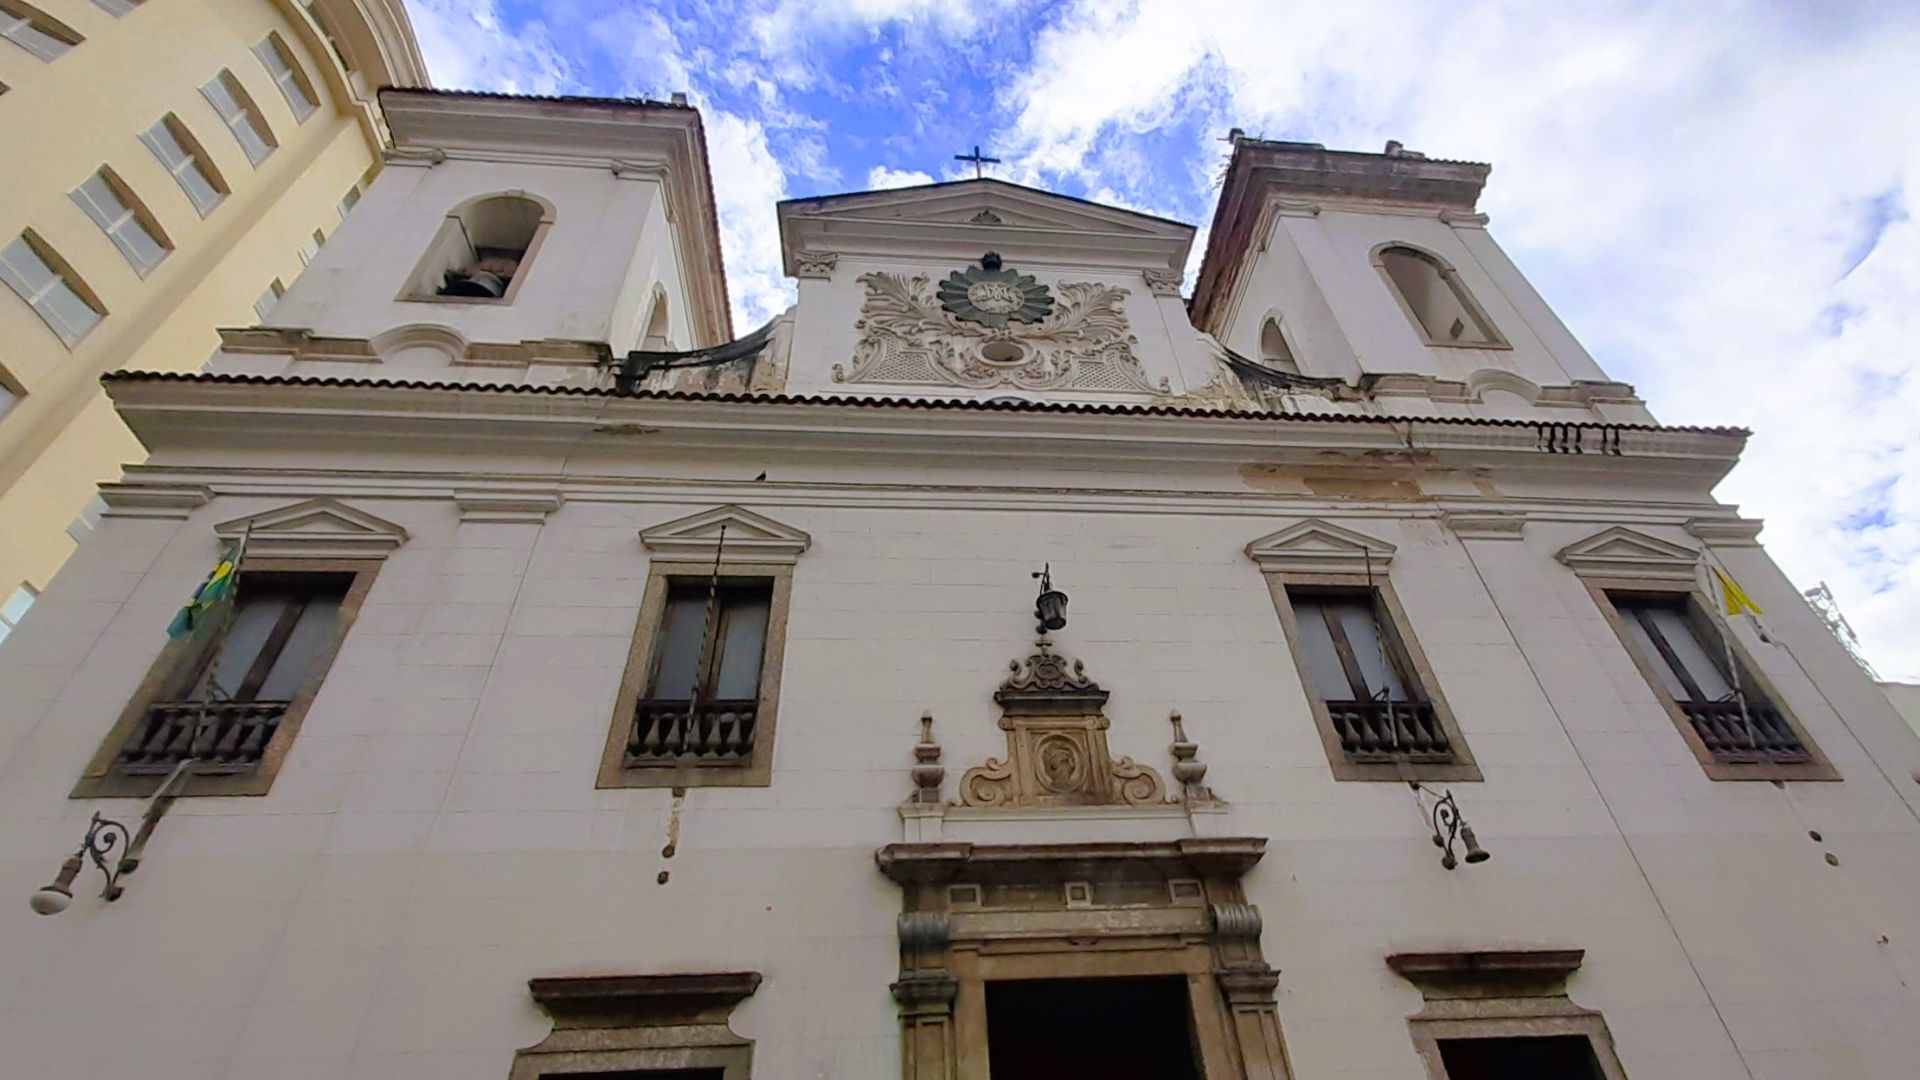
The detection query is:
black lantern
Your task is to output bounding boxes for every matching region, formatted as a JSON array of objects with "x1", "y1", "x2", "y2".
[{"x1": 1032, "y1": 564, "x2": 1068, "y2": 634}]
